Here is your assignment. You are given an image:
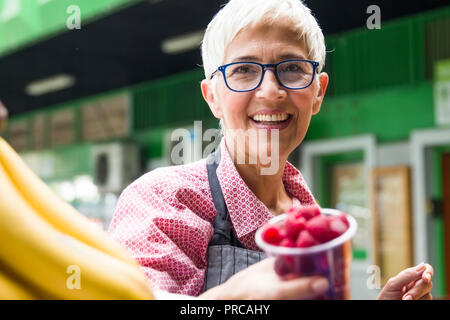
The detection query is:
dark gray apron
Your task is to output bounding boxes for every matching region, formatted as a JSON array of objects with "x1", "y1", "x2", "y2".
[{"x1": 202, "y1": 147, "x2": 266, "y2": 293}]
